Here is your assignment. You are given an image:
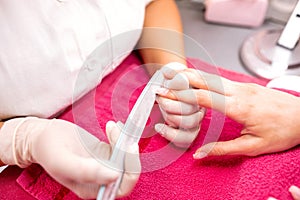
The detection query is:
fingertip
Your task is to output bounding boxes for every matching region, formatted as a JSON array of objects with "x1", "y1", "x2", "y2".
[
  {"x1": 154, "y1": 123, "x2": 166, "y2": 135},
  {"x1": 161, "y1": 62, "x2": 187, "y2": 79},
  {"x1": 106, "y1": 121, "x2": 117, "y2": 133},
  {"x1": 155, "y1": 88, "x2": 170, "y2": 96},
  {"x1": 193, "y1": 151, "x2": 207, "y2": 159},
  {"x1": 106, "y1": 121, "x2": 121, "y2": 145},
  {"x1": 289, "y1": 185, "x2": 300, "y2": 199},
  {"x1": 289, "y1": 185, "x2": 299, "y2": 192}
]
